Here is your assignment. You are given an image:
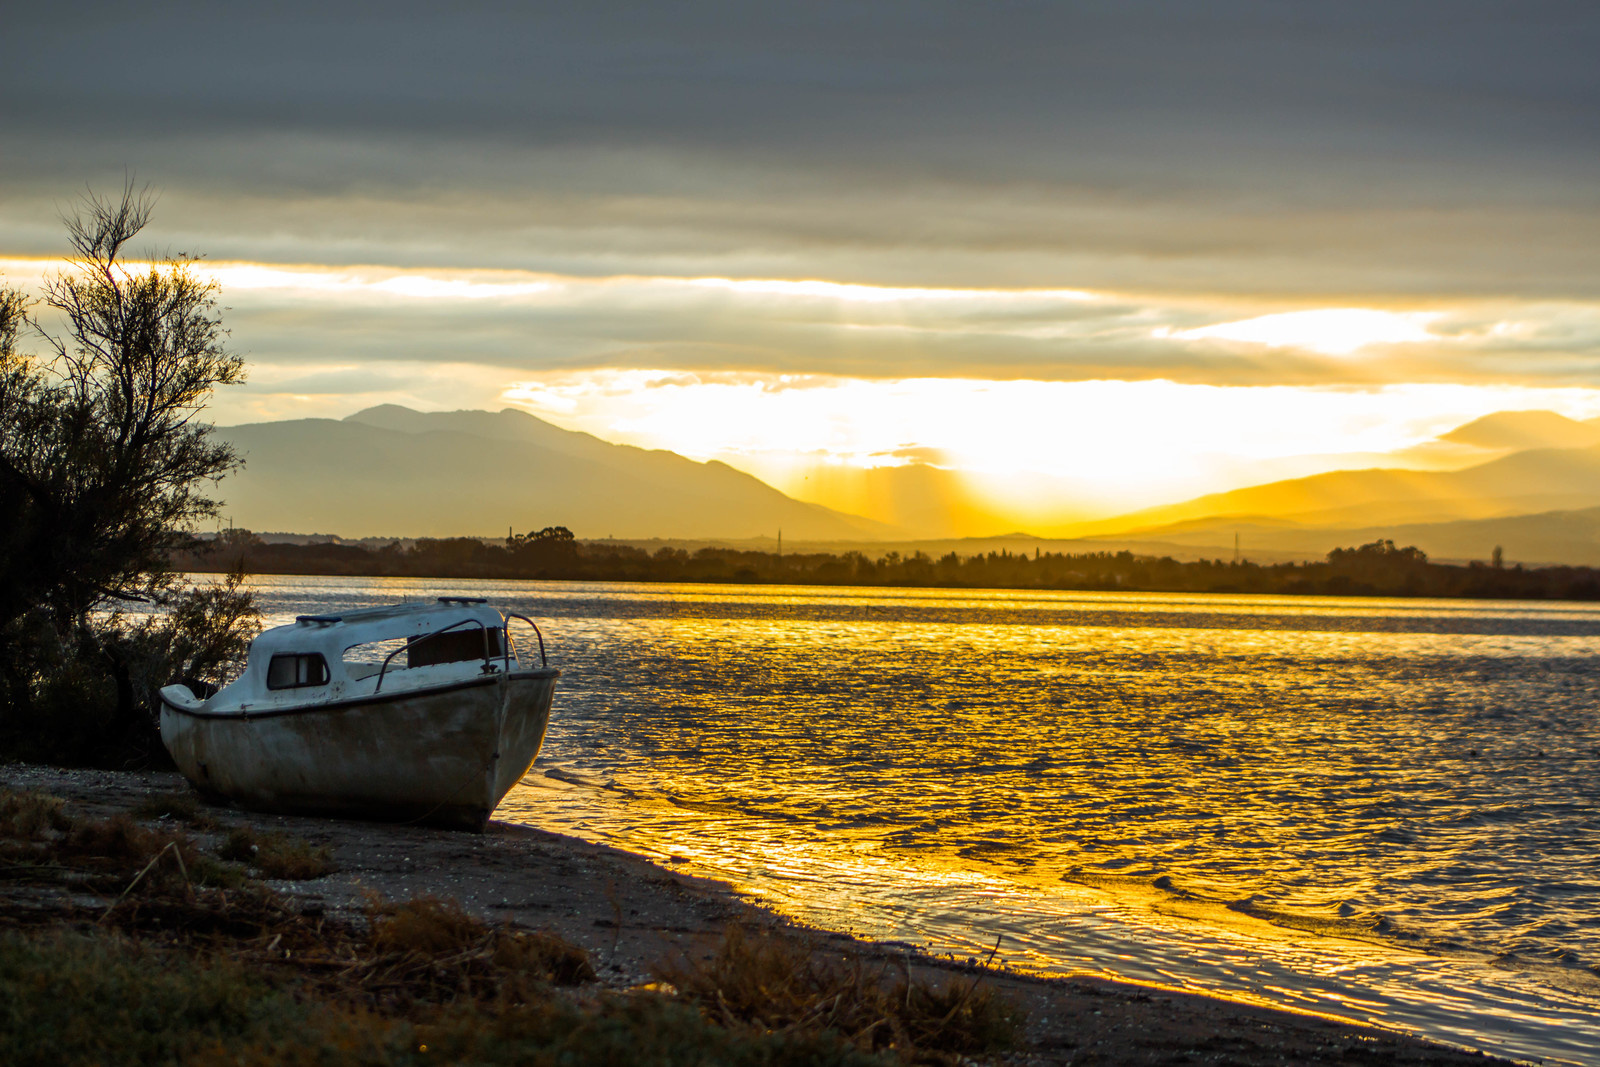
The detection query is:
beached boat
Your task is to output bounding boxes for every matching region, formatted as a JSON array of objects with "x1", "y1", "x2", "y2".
[{"x1": 158, "y1": 597, "x2": 558, "y2": 831}]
